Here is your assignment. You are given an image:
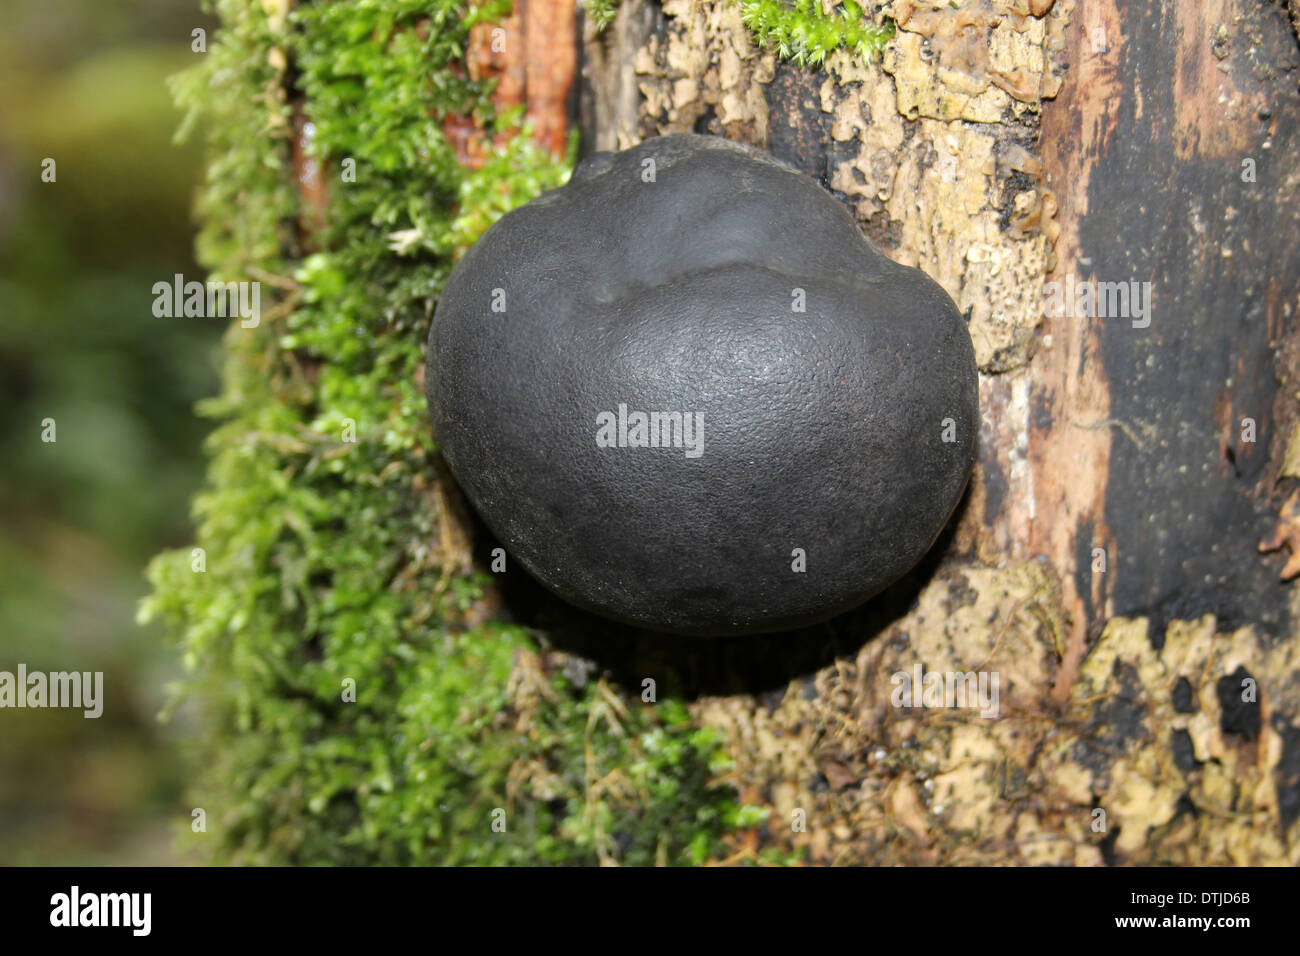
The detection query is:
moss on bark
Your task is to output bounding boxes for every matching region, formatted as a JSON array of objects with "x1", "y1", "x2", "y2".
[{"x1": 142, "y1": 0, "x2": 761, "y2": 865}]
